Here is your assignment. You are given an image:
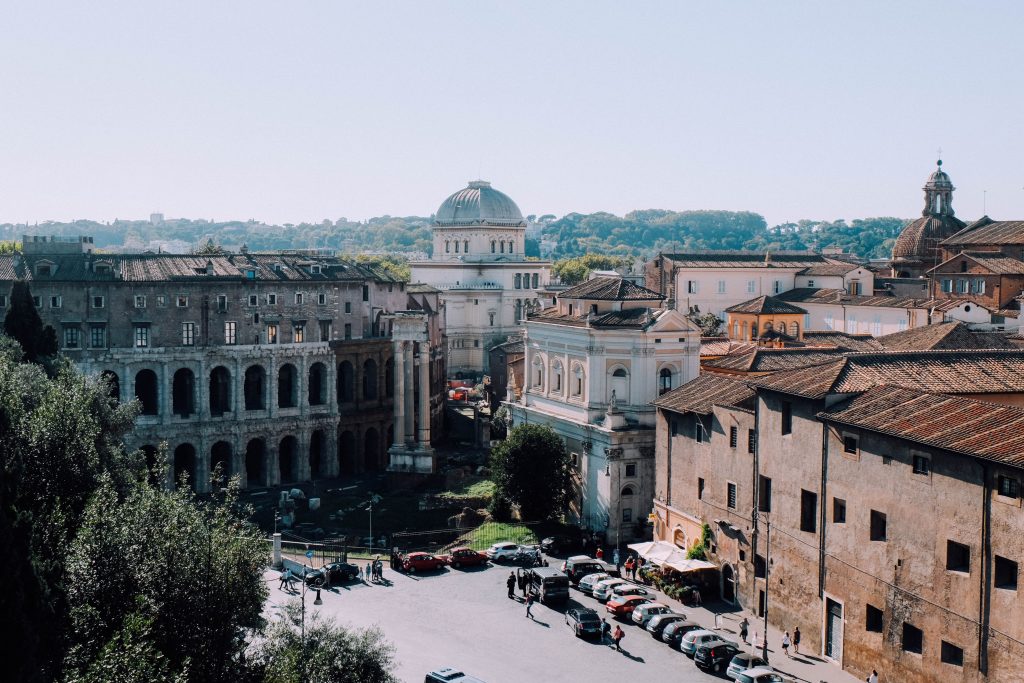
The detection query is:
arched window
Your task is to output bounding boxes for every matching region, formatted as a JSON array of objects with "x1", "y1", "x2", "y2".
[
  {"x1": 551, "y1": 360, "x2": 563, "y2": 393},
  {"x1": 751, "y1": 323, "x2": 759, "y2": 339},
  {"x1": 532, "y1": 273, "x2": 539, "y2": 289},
  {"x1": 764, "y1": 321, "x2": 773, "y2": 332},
  {"x1": 445, "y1": 241, "x2": 450, "y2": 253},
  {"x1": 572, "y1": 364, "x2": 585, "y2": 397},
  {"x1": 277, "y1": 364, "x2": 297, "y2": 408},
  {"x1": 790, "y1": 322, "x2": 799, "y2": 338},
  {"x1": 337, "y1": 361, "x2": 354, "y2": 403},
  {"x1": 514, "y1": 274, "x2": 522, "y2": 289},
  {"x1": 609, "y1": 367, "x2": 629, "y2": 404},
  {"x1": 172, "y1": 368, "x2": 196, "y2": 417},
  {"x1": 454, "y1": 241, "x2": 460, "y2": 253},
  {"x1": 363, "y1": 358, "x2": 378, "y2": 400},
  {"x1": 659, "y1": 368, "x2": 673, "y2": 395},
  {"x1": 491, "y1": 240, "x2": 496, "y2": 253},
  {"x1": 509, "y1": 241, "x2": 514, "y2": 253},
  {"x1": 244, "y1": 365, "x2": 266, "y2": 410},
  {"x1": 209, "y1": 366, "x2": 231, "y2": 416},
  {"x1": 500, "y1": 241, "x2": 505, "y2": 253},
  {"x1": 532, "y1": 356, "x2": 544, "y2": 389},
  {"x1": 621, "y1": 485, "x2": 635, "y2": 497},
  {"x1": 308, "y1": 362, "x2": 326, "y2": 405},
  {"x1": 463, "y1": 240, "x2": 469, "y2": 253},
  {"x1": 134, "y1": 369, "x2": 159, "y2": 415}
]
